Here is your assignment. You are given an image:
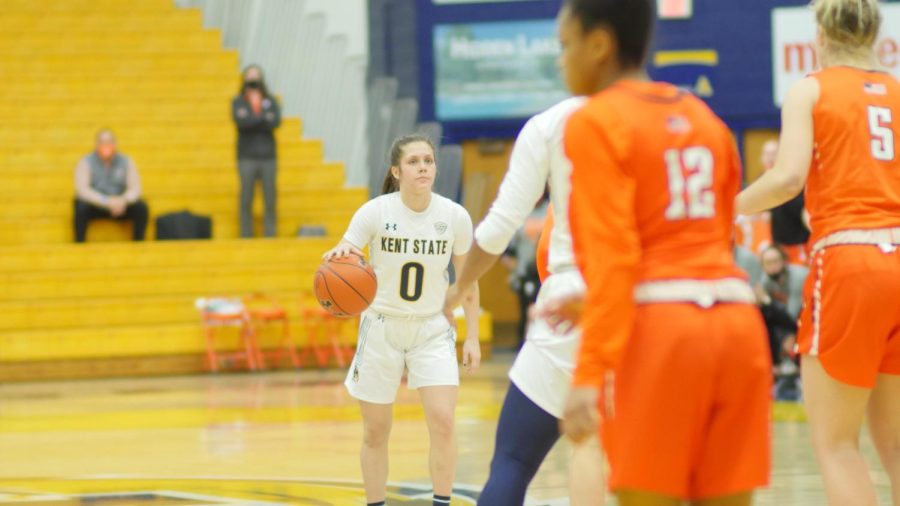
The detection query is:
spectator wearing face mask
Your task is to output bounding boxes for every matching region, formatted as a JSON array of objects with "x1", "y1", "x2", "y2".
[
  {"x1": 754, "y1": 245, "x2": 808, "y2": 394},
  {"x1": 232, "y1": 64, "x2": 281, "y2": 238},
  {"x1": 73, "y1": 128, "x2": 149, "y2": 242}
]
